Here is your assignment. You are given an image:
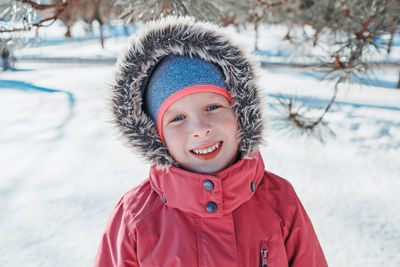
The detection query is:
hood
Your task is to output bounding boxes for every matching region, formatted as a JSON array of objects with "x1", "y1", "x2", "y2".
[{"x1": 110, "y1": 16, "x2": 265, "y2": 168}]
